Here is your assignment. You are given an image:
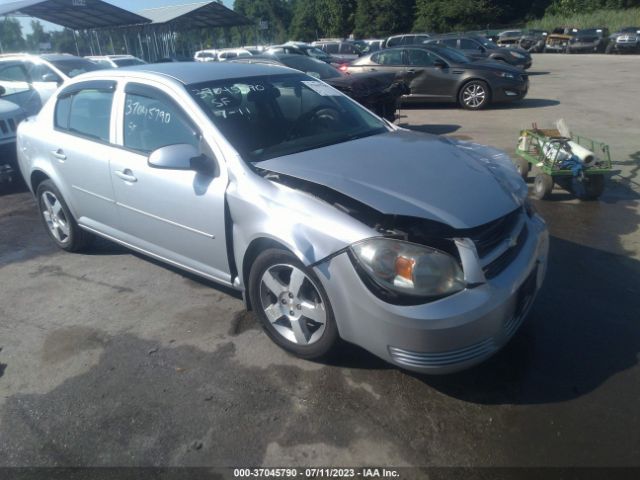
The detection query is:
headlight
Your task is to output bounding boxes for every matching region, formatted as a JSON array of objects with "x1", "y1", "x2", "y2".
[
  {"x1": 350, "y1": 238, "x2": 465, "y2": 303},
  {"x1": 496, "y1": 71, "x2": 516, "y2": 79},
  {"x1": 510, "y1": 51, "x2": 525, "y2": 58}
]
